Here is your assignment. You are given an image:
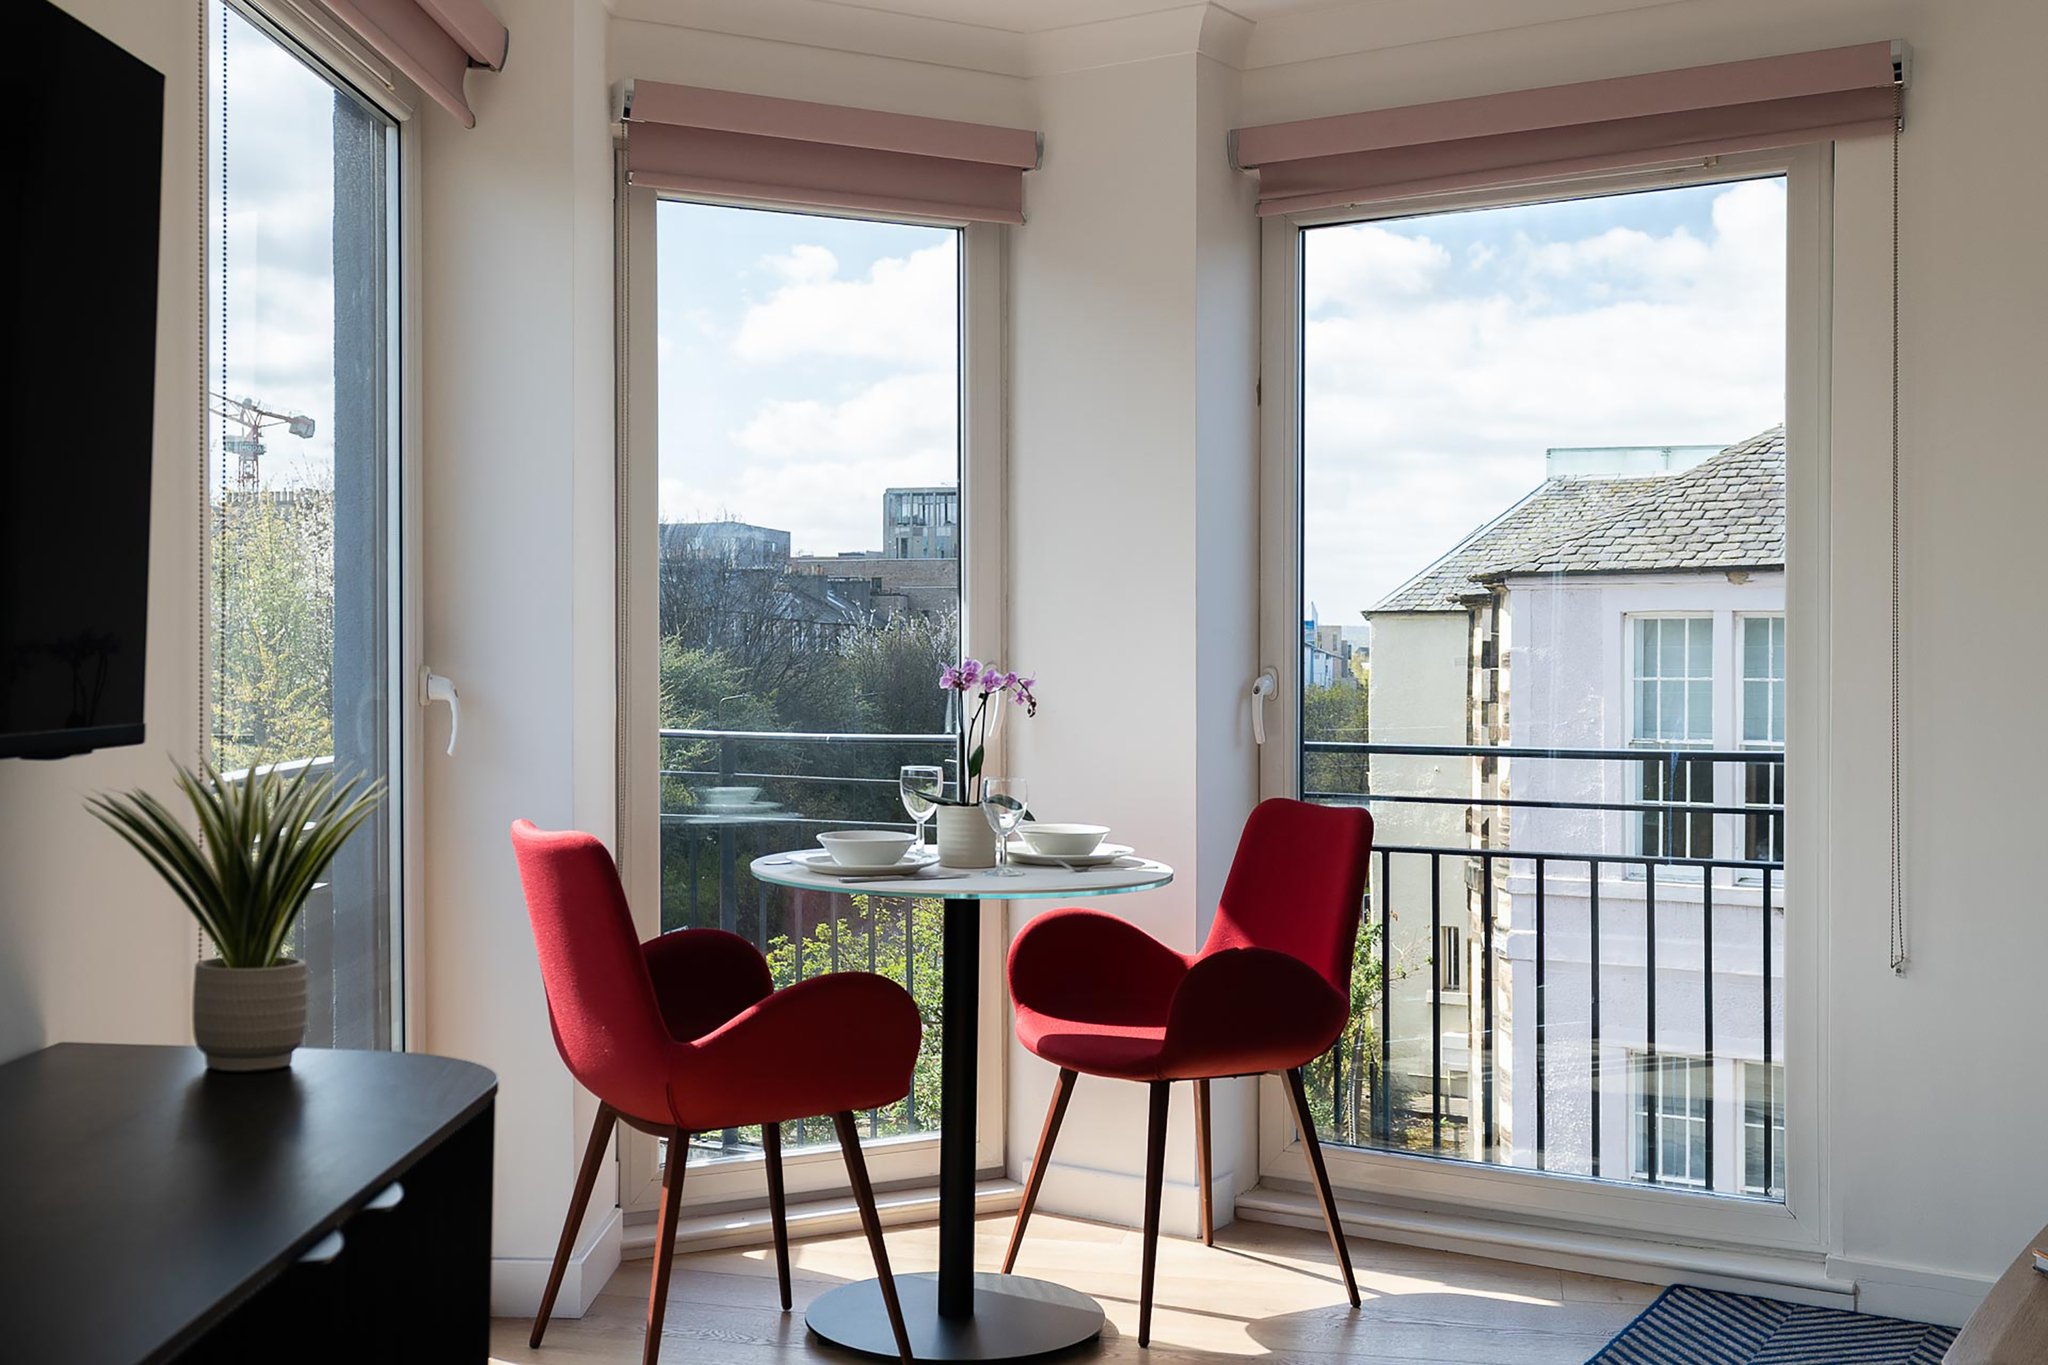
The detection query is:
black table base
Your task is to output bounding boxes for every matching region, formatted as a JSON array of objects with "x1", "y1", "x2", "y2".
[
  {"x1": 806, "y1": 897, "x2": 1105, "y2": 1361},
  {"x1": 806, "y1": 1271, "x2": 1105, "y2": 1361}
]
